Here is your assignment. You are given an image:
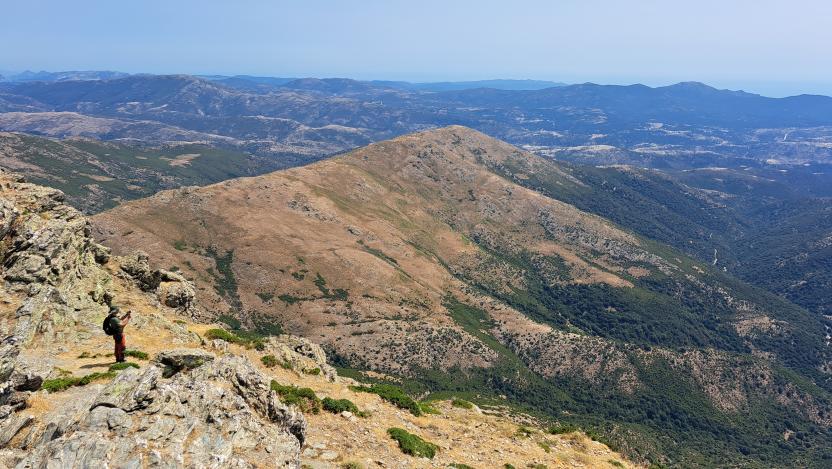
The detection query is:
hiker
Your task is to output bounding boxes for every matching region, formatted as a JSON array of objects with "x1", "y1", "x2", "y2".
[{"x1": 103, "y1": 306, "x2": 132, "y2": 363}]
